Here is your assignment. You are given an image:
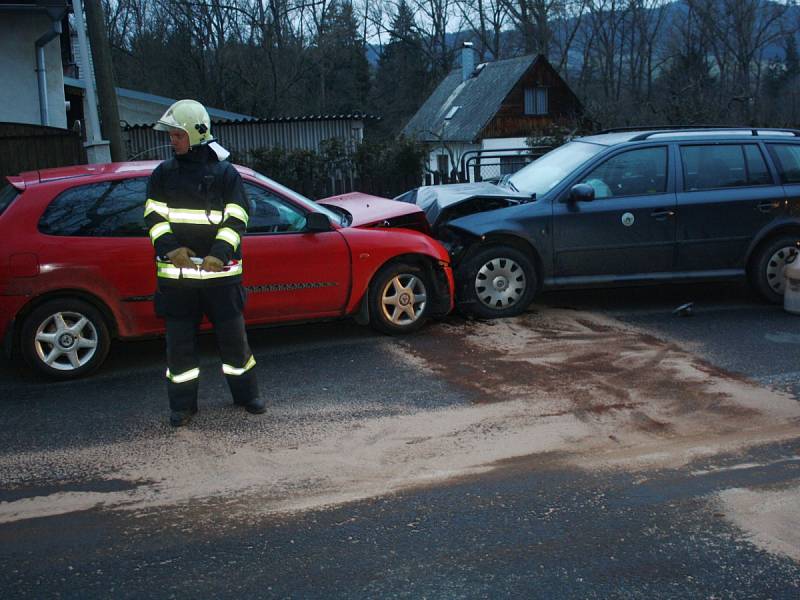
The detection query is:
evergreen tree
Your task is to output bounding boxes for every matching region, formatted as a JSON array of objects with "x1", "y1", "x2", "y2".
[
  {"x1": 370, "y1": 0, "x2": 432, "y2": 138},
  {"x1": 313, "y1": 1, "x2": 371, "y2": 115}
]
